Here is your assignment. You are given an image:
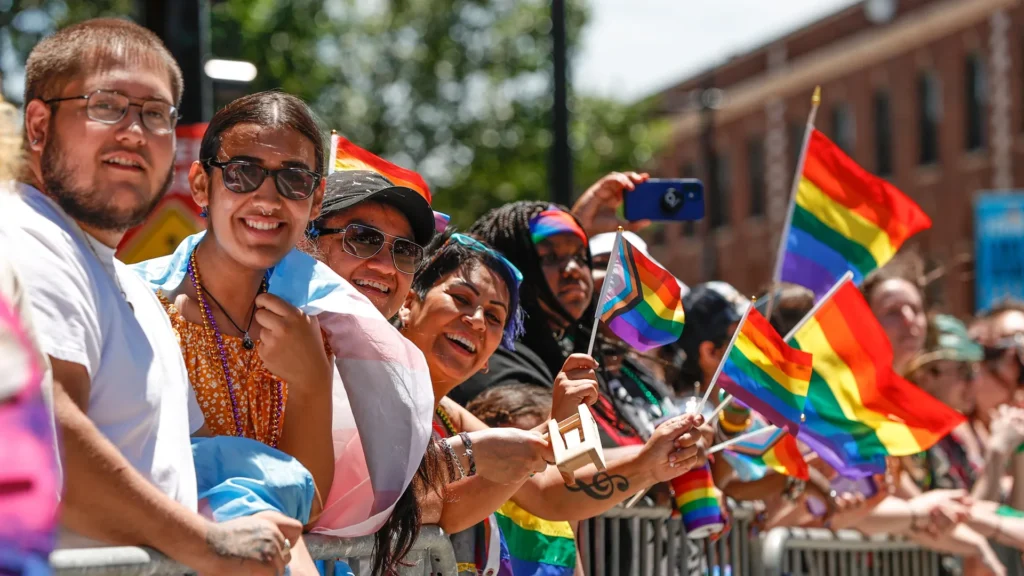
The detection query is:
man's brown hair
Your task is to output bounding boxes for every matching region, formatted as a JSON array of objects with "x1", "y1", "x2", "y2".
[{"x1": 23, "y1": 18, "x2": 183, "y2": 108}]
